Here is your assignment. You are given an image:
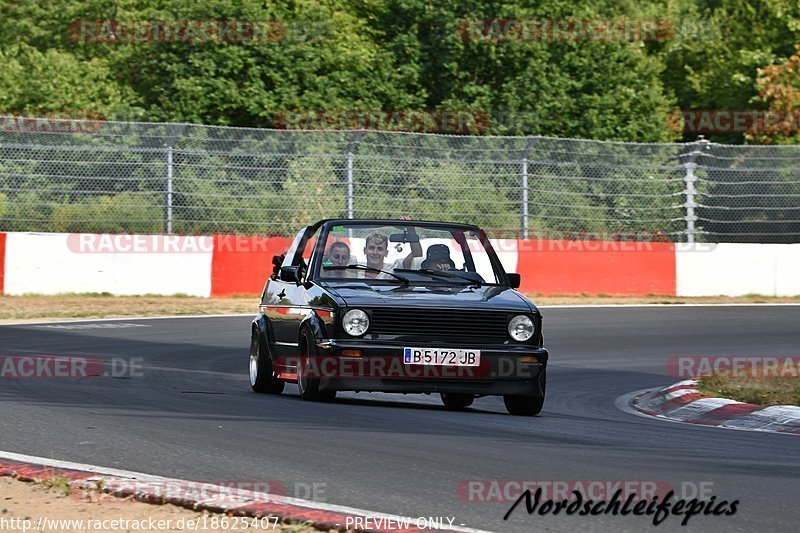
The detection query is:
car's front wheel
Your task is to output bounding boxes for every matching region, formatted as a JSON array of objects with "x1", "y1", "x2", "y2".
[
  {"x1": 503, "y1": 395, "x2": 544, "y2": 416},
  {"x1": 503, "y1": 368, "x2": 546, "y2": 416},
  {"x1": 297, "y1": 331, "x2": 336, "y2": 402},
  {"x1": 440, "y1": 393, "x2": 474, "y2": 410},
  {"x1": 249, "y1": 333, "x2": 285, "y2": 394}
]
